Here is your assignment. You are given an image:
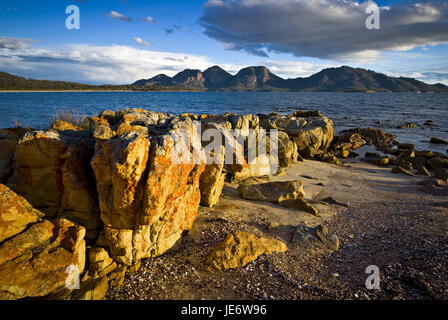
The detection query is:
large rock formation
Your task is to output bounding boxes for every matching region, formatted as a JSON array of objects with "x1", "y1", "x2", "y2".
[{"x1": 91, "y1": 115, "x2": 206, "y2": 266}]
